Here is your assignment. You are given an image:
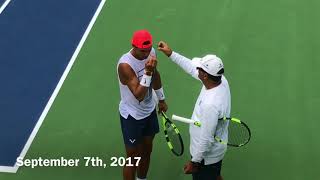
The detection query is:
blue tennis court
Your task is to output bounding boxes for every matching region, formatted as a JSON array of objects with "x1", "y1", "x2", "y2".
[{"x1": 0, "y1": 0, "x2": 102, "y2": 172}]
